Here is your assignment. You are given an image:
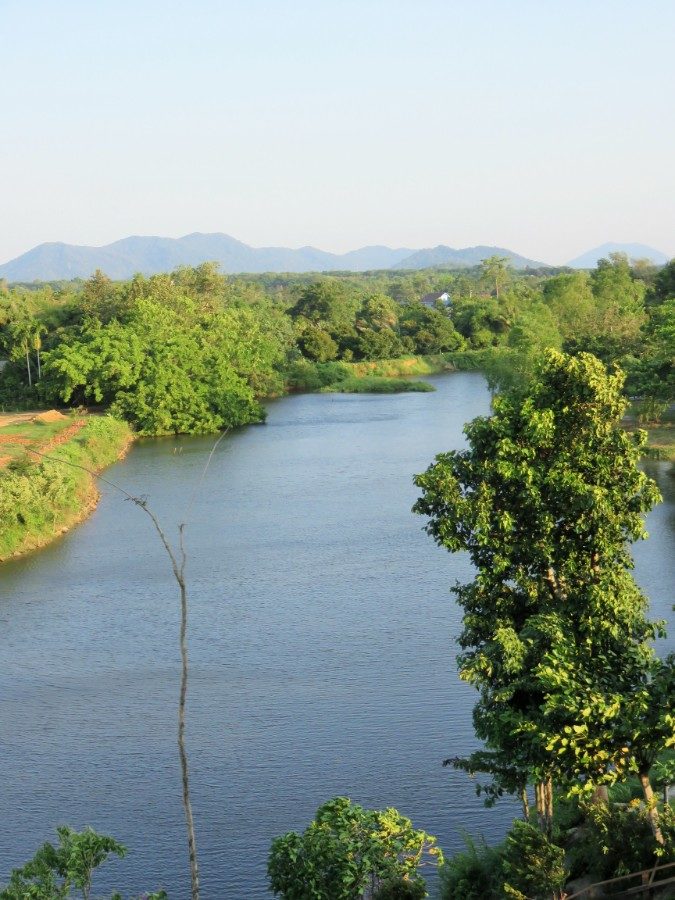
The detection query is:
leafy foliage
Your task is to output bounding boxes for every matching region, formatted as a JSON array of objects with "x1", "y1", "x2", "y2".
[
  {"x1": 414, "y1": 350, "x2": 673, "y2": 852},
  {"x1": 42, "y1": 299, "x2": 270, "y2": 434},
  {"x1": 267, "y1": 797, "x2": 442, "y2": 899},
  {"x1": 0, "y1": 826, "x2": 126, "y2": 899},
  {"x1": 501, "y1": 821, "x2": 566, "y2": 899},
  {"x1": 438, "y1": 835, "x2": 505, "y2": 900},
  {"x1": 569, "y1": 800, "x2": 675, "y2": 880}
]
